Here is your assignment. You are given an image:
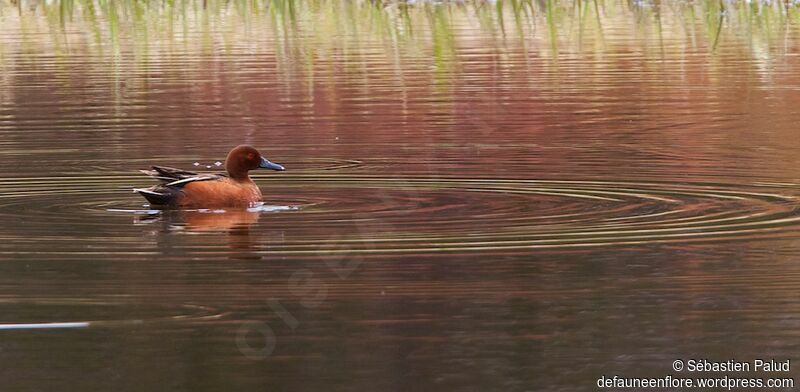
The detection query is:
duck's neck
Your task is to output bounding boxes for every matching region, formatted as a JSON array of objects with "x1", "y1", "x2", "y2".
[
  {"x1": 227, "y1": 170, "x2": 251, "y2": 182},
  {"x1": 225, "y1": 156, "x2": 251, "y2": 182}
]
